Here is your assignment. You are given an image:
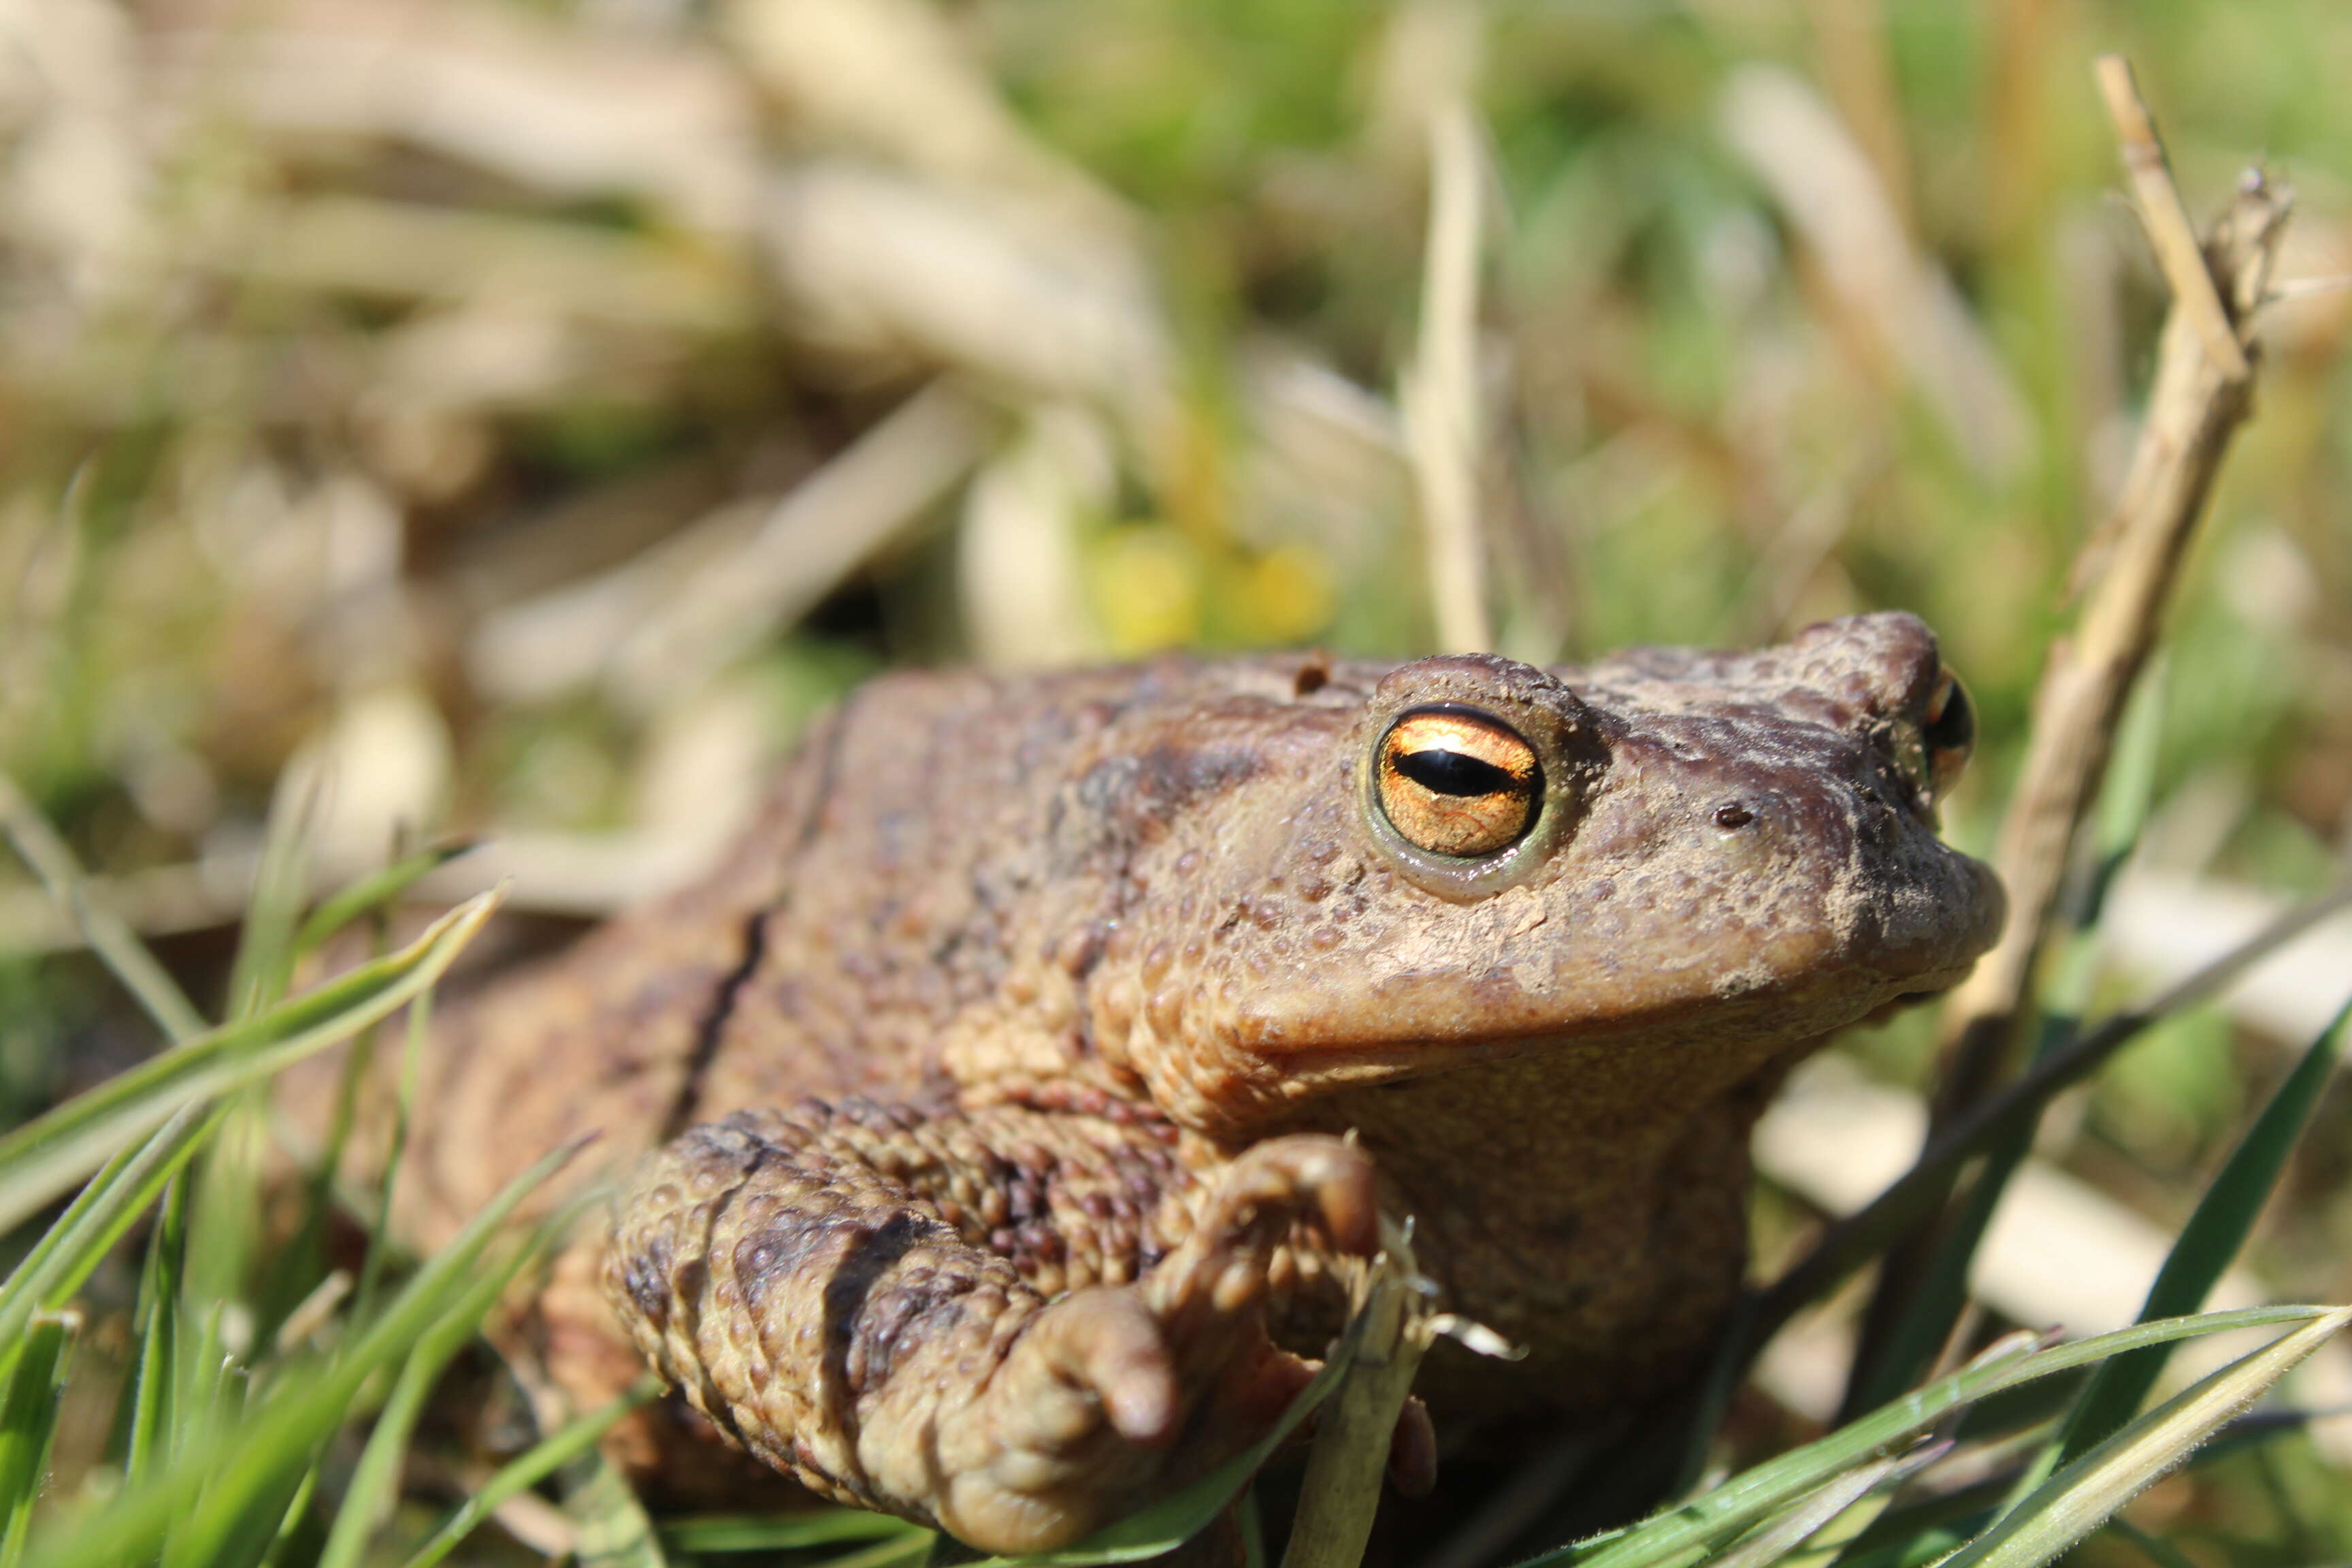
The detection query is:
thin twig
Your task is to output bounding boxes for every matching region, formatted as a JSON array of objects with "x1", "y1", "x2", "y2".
[
  {"x1": 2095, "y1": 57, "x2": 2249, "y2": 382},
  {"x1": 1404, "y1": 101, "x2": 1492, "y2": 655},
  {"x1": 1844, "y1": 59, "x2": 2290, "y2": 1407}
]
